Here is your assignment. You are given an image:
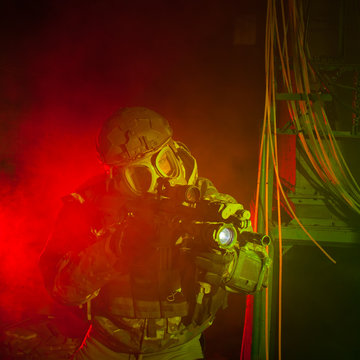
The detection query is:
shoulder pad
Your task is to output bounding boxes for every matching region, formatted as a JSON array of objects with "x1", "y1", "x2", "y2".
[{"x1": 62, "y1": 173, "x2": 108, "y2": 204}]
